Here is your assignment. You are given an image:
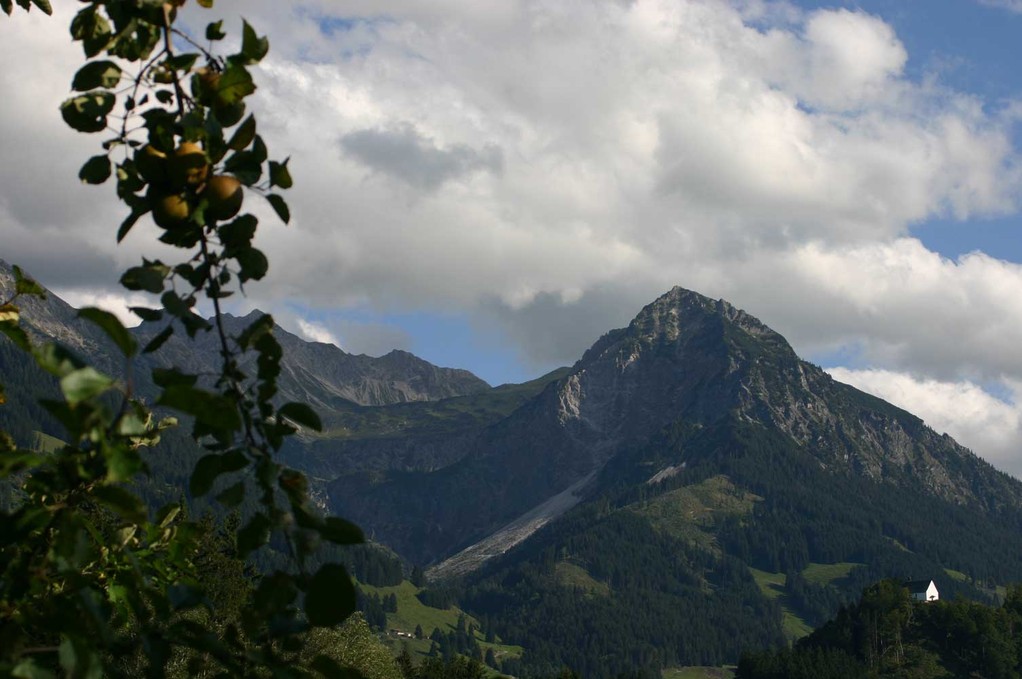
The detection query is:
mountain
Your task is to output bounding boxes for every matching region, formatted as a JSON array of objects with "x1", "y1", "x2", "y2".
[
  {"x1": 7, "y1": 264, "x2": 1022, "y2": 676},
  {"x1": 0, "y1": 260, "x2": 498, "y2": 510},
  {"x1": 328, "y1": 287, "x2": 1022, "y2": 566},
  {"x1": 132, "y1": 310, "x2": 490, "y2": 422},
  {"x1": 317, "y1": 287, "x2": 1022, "y2": 676},
  {"x1": 0, "y1": 260, "x2": 489, "y2": 425}
]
